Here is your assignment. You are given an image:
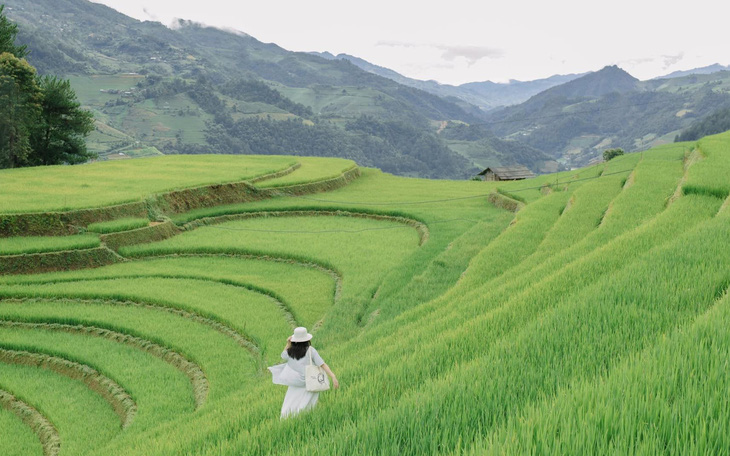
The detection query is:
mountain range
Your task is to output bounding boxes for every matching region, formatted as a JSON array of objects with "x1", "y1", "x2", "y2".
[
  {"x1": 311, "y1": 51, "x2": 586, "y2": 111},
  {"x1": 4, "y1": 0, "x2": 730, "y2": 174},
  {"x1": 337, "y1": 52, "x2": 730, "y2": 167},
  {"x1": 486, "y1": 65, "x2": 730, "y2": 167}
]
